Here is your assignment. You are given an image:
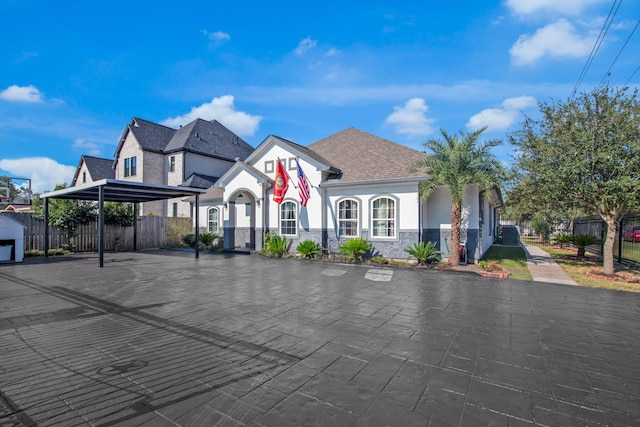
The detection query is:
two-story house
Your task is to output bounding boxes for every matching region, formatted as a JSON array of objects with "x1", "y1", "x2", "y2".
[
  {"x1": 71, "y1": 155, "x2": 115, "y2": 186},
  {"x1": 110, "y1": 117, "x2": 254, "y2": 216}
]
